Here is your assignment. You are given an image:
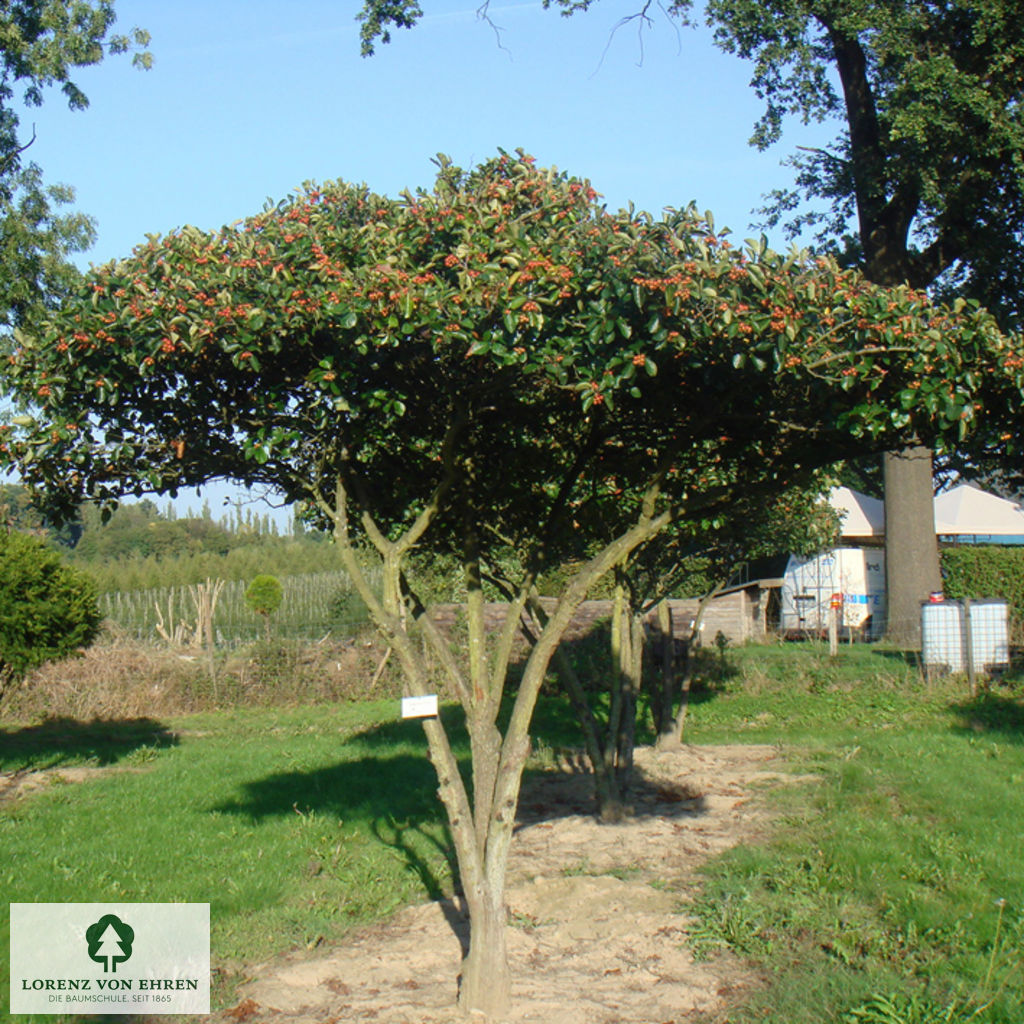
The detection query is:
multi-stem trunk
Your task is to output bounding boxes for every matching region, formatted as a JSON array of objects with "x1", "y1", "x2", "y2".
[
  {"x1": 531, "y1": 590, "x2": 637, "y2": 822},
  {"x1": 599, "y1": 582, "x2": 643, "y2": 822},
  {"x1": 319, "y1": 474, "x2": 673, "y2": 1020}
]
